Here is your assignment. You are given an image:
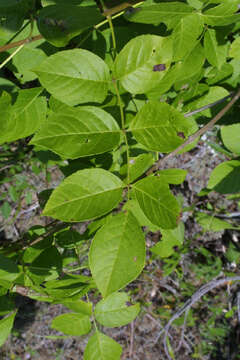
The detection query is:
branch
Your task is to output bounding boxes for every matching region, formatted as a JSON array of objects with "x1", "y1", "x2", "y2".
[
  {"x1": 0, "y1": 34, "x2": 42, "y2": 53},
  {"x1": 103, "y1": 0, "x2": 142, "y2": 16},
  {"x1": 147, "y1": 87, "x2": 240, "y2": 176}
]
